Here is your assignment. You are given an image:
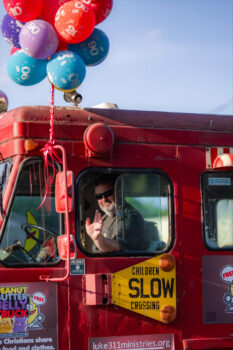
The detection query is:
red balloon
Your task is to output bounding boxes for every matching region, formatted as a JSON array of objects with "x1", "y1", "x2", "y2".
[
  {"x1": 57, "y1": 39, "x2": 68, "y2": 52},
  {"x1": 40, "y1": 0, "x2": 71, "y2": 26},
  {"x1": 10, "y1": 46, "x2": 20, "y2": 55},
  {"x1": 80, "y1": 0, "x2": 113, "y2": 24},
  {"x1": 3, "y1": 0, "x2": 43, "y2": 22},
  {"x1": 55, "y1": 1, "x2": 96, "y2": 44}
]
